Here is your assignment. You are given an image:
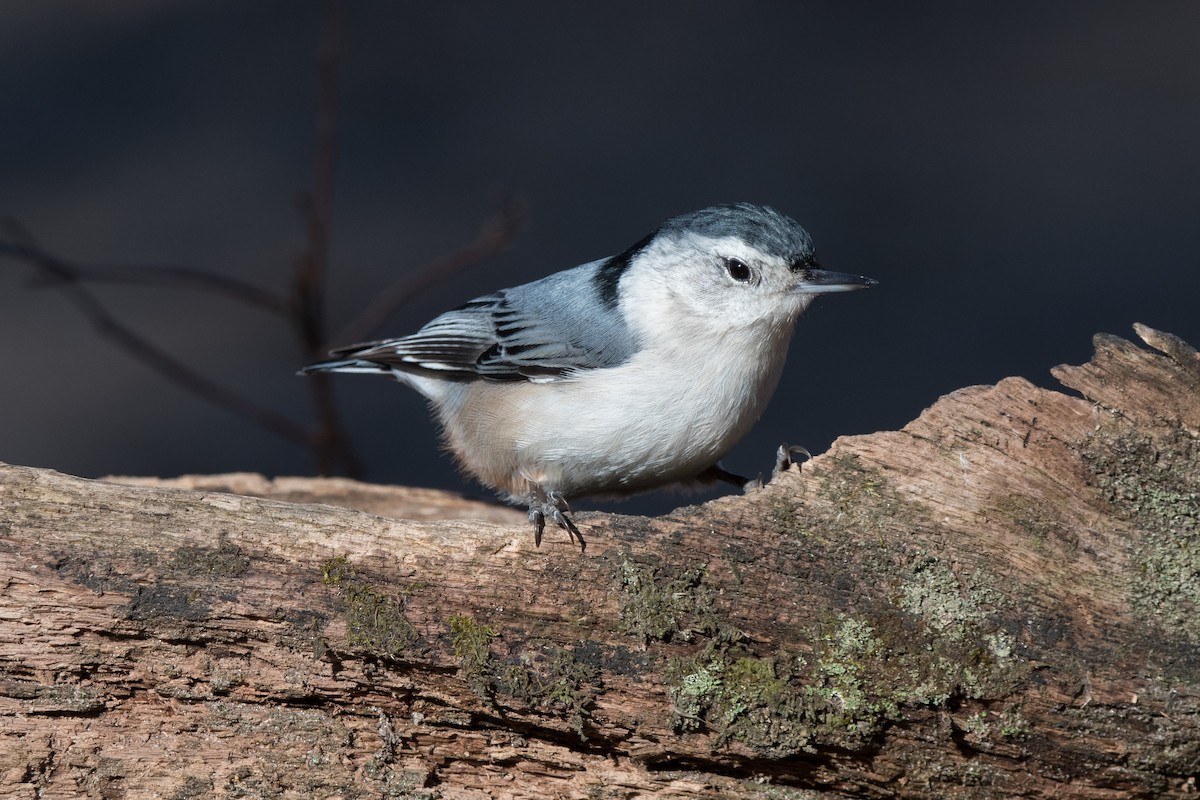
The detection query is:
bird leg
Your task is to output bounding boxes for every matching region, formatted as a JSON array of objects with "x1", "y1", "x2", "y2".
[
  {"x1": 699, "y1": 444, "x2": 813, "y2": 493},
  {"x1": 527, "y1": 488, "x2": 585, "y2": 551},
  {"x1": 697, "y1": 463, "x2": 754, "y2": 489}
]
